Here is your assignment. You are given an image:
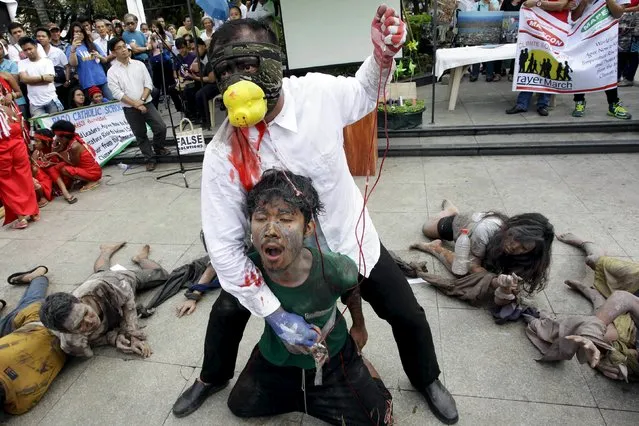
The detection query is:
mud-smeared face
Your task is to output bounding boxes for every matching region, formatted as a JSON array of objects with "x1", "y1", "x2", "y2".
[
  {"x1": 503, "y1": 230, "x2": 536, "y2": 255},
  {"x1": 65, "y1": 302, "x2": 101, "y2": 334},
  {"x1": 251, "y1": 198, "x2": 307, "y2": 272}
]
